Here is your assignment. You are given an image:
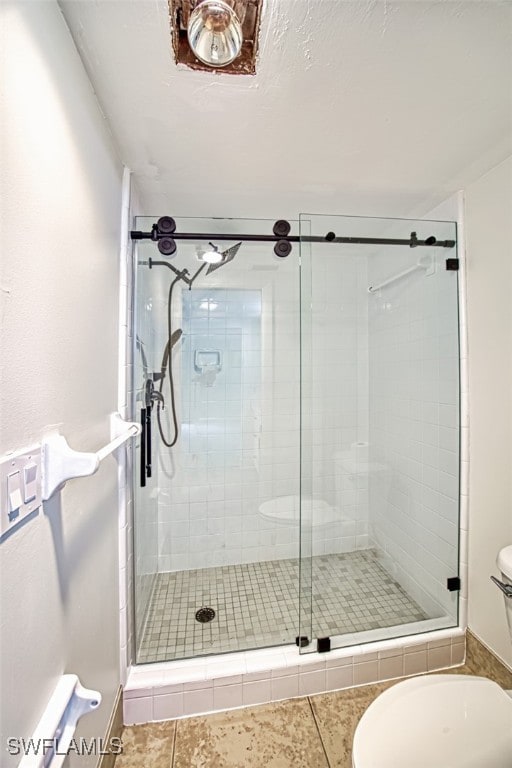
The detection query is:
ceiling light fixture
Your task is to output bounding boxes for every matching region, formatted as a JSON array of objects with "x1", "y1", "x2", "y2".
[
  {"x1": 187, "y1": 0, "x2": 243, "y2": 67},
  {"x1": 169, "y1": 1, "x2": 263, "y2": 75}
]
